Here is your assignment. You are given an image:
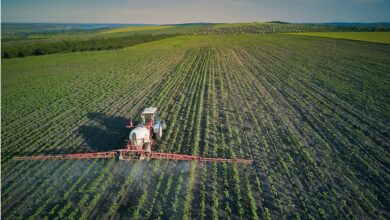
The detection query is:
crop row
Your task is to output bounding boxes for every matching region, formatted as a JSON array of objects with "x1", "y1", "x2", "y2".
[{"x1": 3, "y1": 34, "x2": 388, "y2": 219}]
